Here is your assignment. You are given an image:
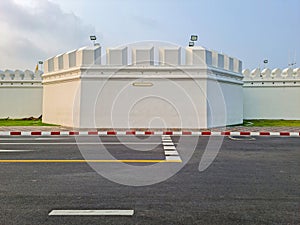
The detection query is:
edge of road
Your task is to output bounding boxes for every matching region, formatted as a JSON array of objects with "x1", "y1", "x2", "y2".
[{"x1": 0, "y1": 130, "x2": 299, "y2": 136}]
